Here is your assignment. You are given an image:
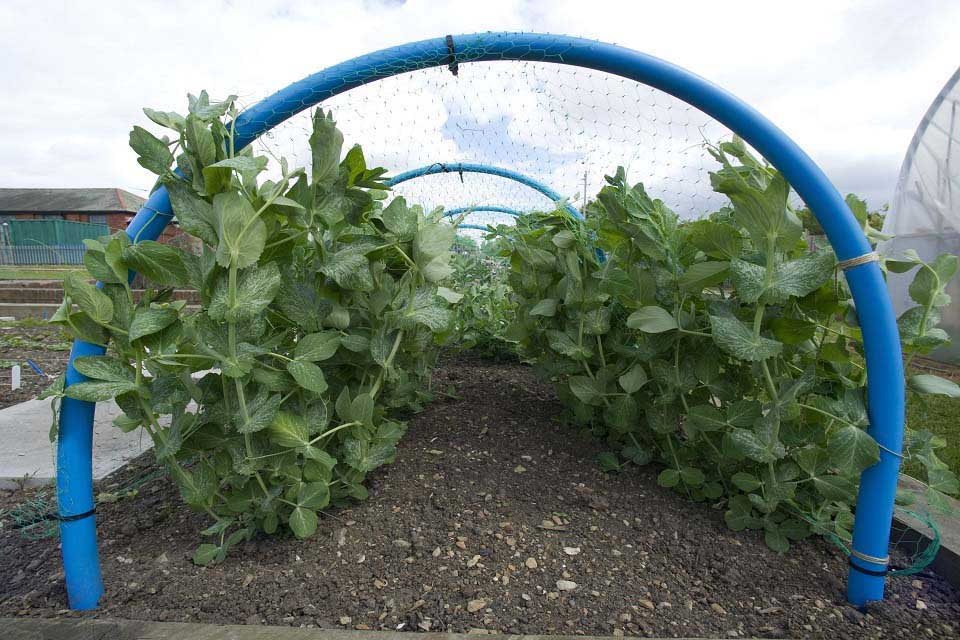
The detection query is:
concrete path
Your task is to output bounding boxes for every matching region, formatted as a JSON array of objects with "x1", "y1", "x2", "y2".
[
  {"x1": 0, "y1": 618, "x2": 718, "y2": 640},
  {"x1": 0, "y1": 398, "x2": 150, "y2": 489}
]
